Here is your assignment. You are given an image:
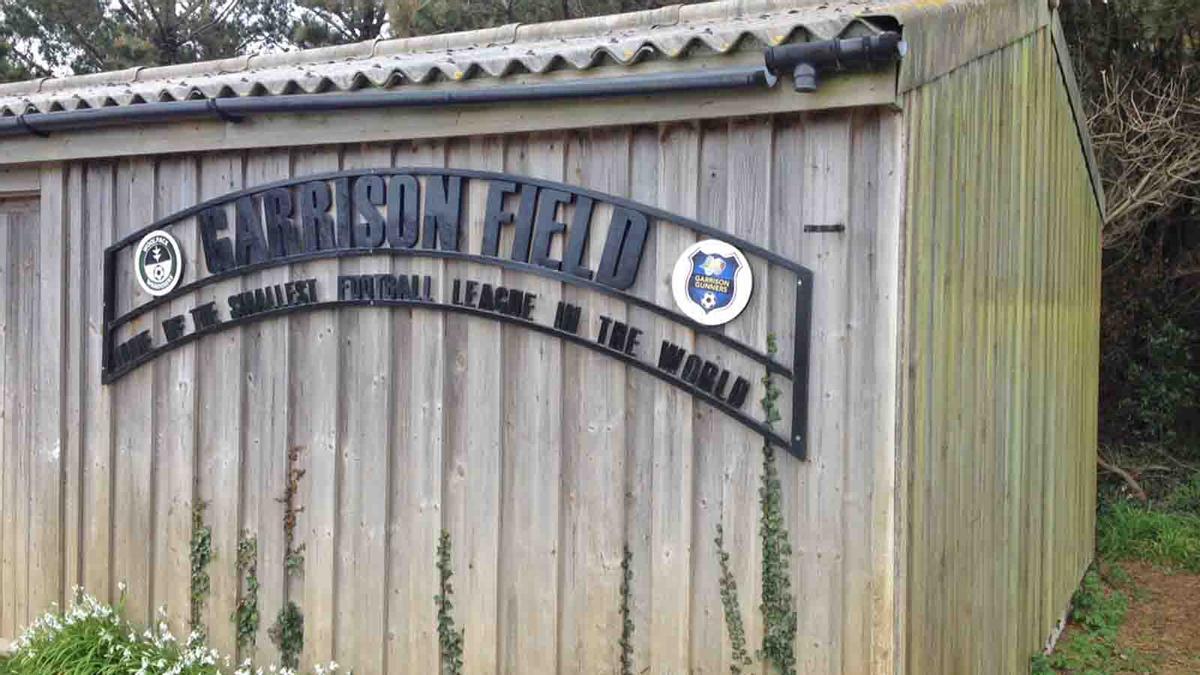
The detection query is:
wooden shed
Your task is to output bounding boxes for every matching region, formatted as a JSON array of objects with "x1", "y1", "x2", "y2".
[{"x1": 0, "y1": 0, "x2": 1101, "y2": 672}]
